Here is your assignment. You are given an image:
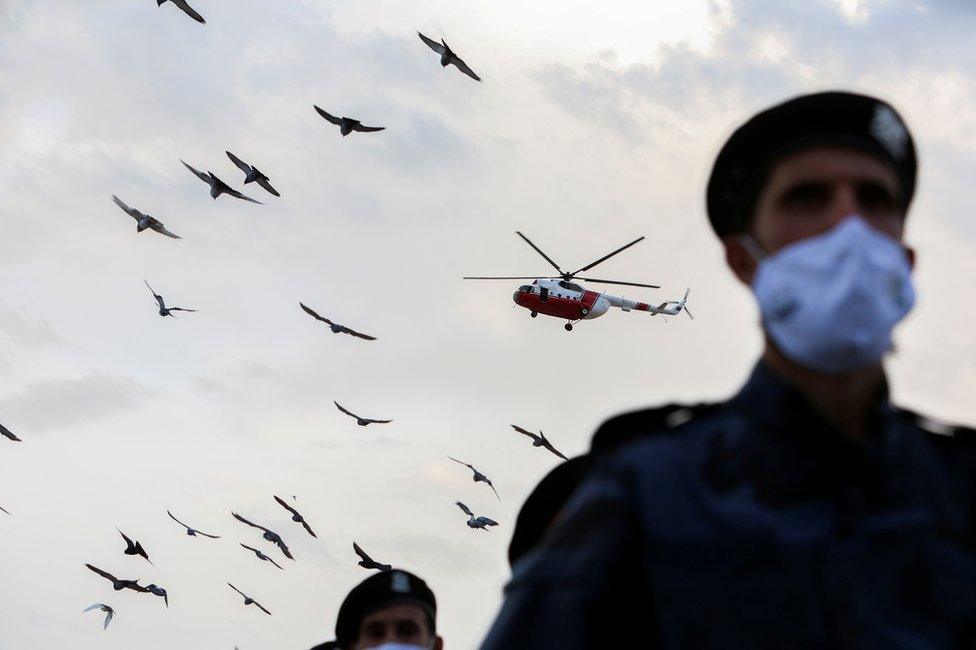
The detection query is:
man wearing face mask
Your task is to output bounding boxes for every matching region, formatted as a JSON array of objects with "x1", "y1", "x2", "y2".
[
  {"x1": 309, "y1": 569, "x2": 443, "y2": 650},
  {"x1": 481, "y1": 91, "x2": 976, "y2": 649}
]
